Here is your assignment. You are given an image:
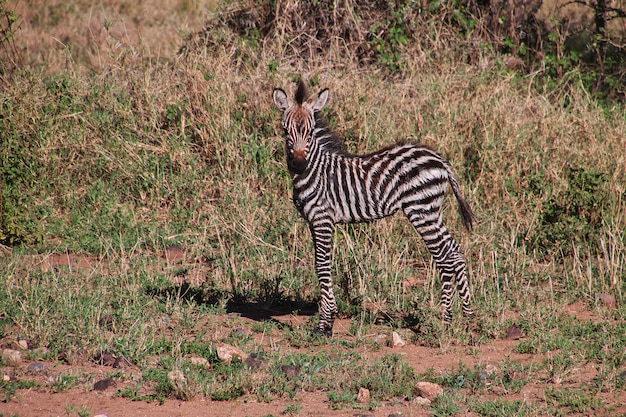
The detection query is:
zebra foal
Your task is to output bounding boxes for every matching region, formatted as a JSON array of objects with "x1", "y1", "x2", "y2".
[{"x1": 272, "y1": 80, "x2": 474, "y2": 336}]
